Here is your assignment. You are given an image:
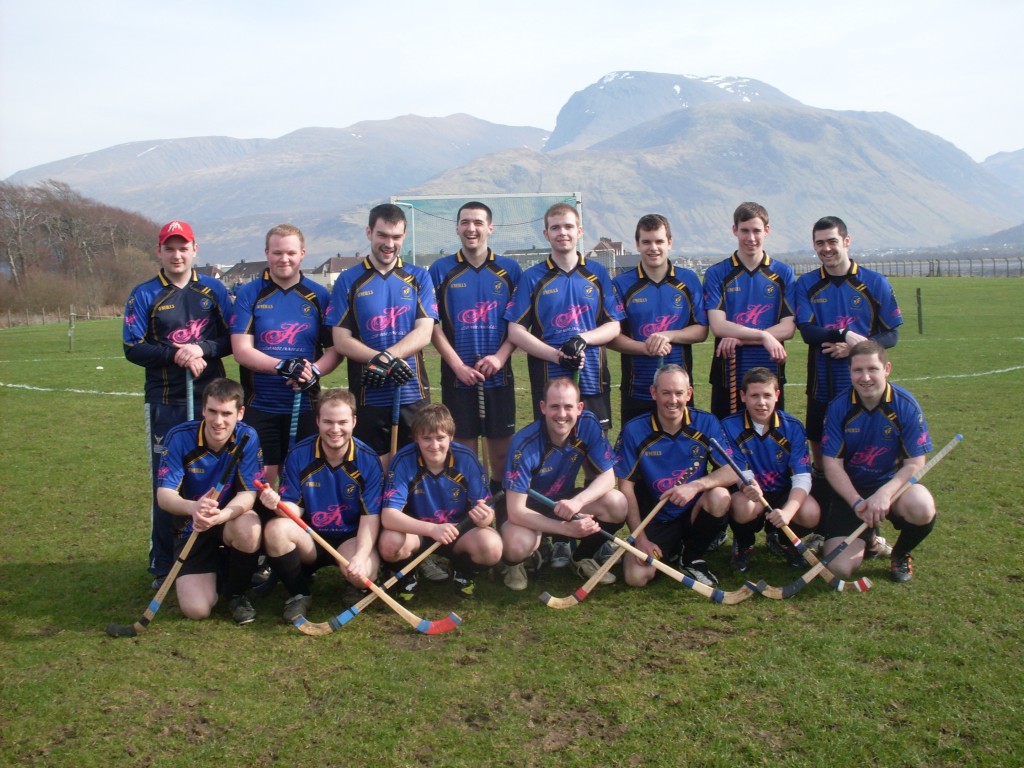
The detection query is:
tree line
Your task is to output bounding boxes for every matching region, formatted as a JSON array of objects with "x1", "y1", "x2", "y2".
[{"x1": 0, "y1": 180, "x2": 159, "y2": 311}]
